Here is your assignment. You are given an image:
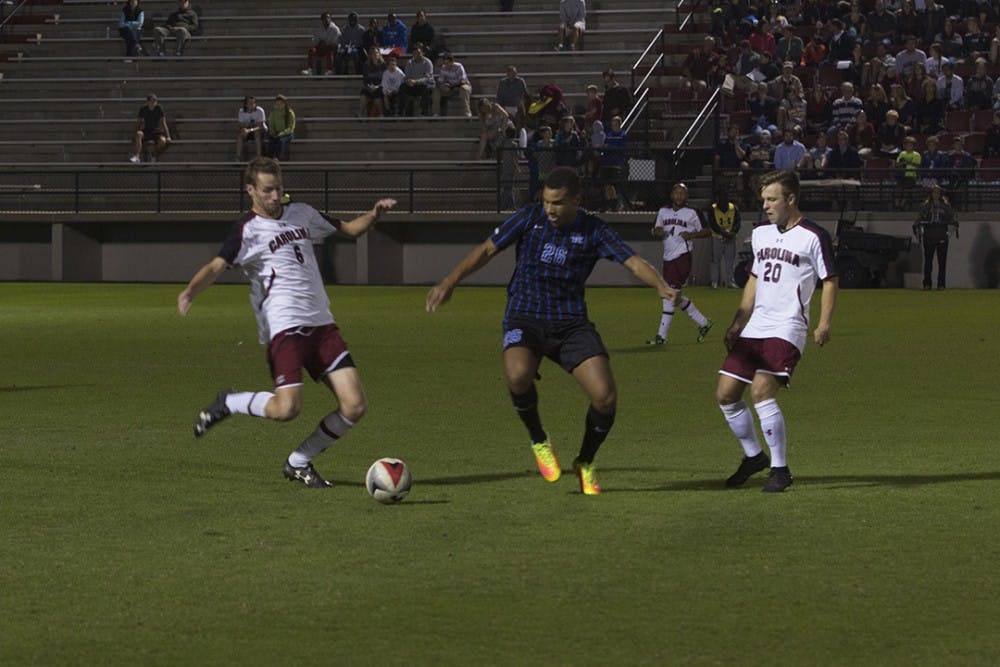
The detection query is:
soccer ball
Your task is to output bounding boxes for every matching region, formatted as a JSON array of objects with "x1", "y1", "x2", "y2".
[{"x1": 365, "y1": 458, "x2": 412, "y2": 504}]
